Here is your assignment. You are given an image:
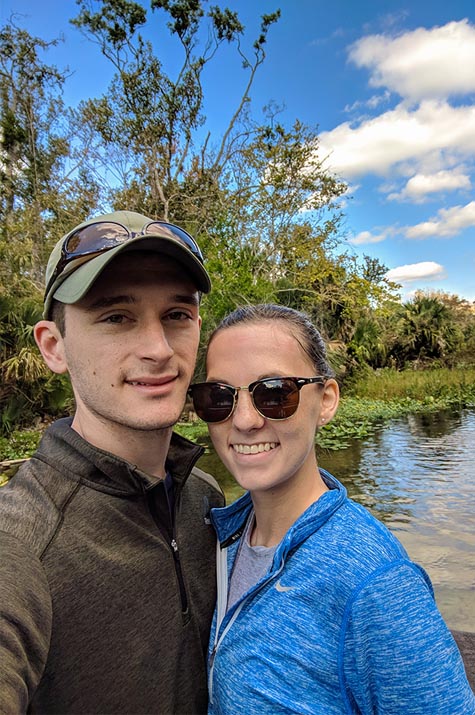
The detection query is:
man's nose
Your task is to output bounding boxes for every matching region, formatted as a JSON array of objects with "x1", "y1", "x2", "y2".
[{"x1": 137, "y1": 321, "x2": 174, "y2": 362}]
